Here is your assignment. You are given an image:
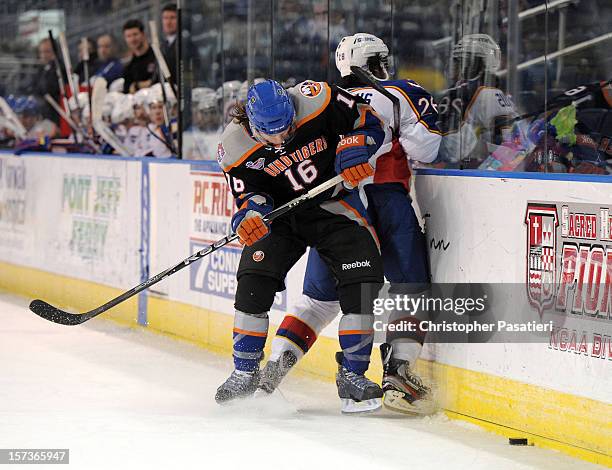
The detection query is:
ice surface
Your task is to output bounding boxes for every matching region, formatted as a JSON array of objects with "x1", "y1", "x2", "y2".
[{"x1": 0, "y1": 293, "x2": 603, "y2": 470}]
